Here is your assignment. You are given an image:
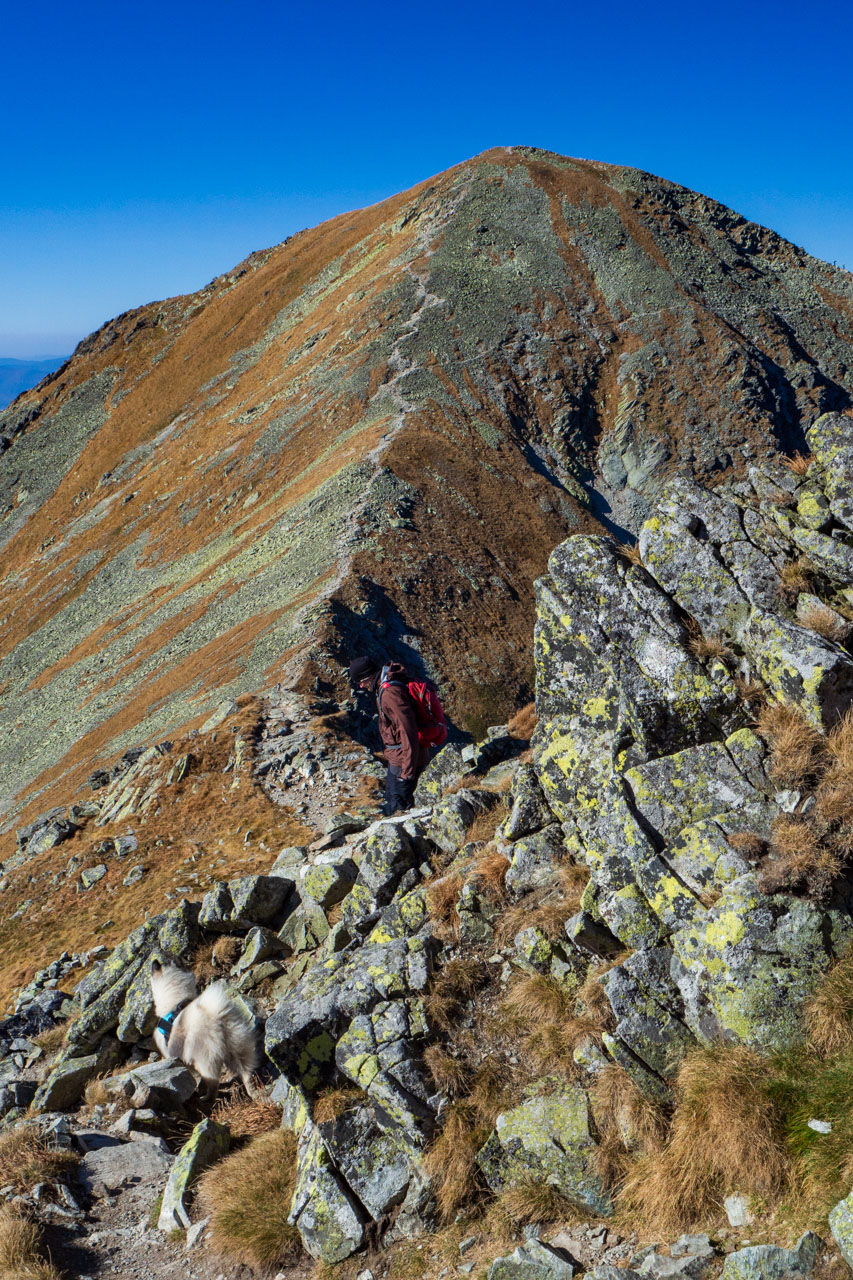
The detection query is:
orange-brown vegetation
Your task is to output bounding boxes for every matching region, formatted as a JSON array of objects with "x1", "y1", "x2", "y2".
[
  {"x1": 621, "y1": 1045, "x2": 788, "y2": 1230},
  {"x1": 197, "y1": 1129, "x2": 301, "y2": 1267},
  {"x1": 800, "y1": 603, "x2": 850, "y2": 644},
  {"x1": 782, "y1": 452, "x2": 812, "y2": 476}
]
